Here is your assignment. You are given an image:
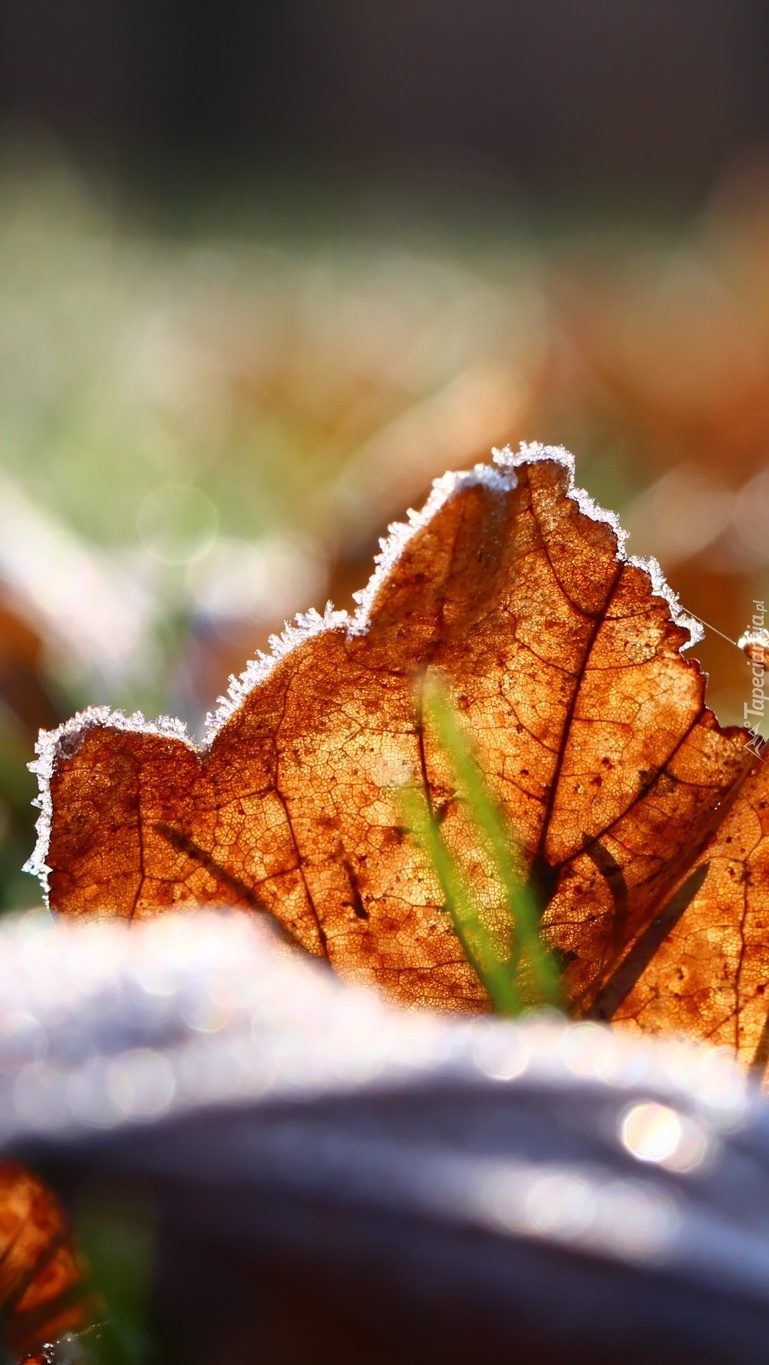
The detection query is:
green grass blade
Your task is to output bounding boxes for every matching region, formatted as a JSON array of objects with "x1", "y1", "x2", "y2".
[
  {"x1": 398, "y1": 784, "x2": 523, "y2": 1016},
  {"x1": 420, "y1": 676, "x2": 563, "y2": 1011}
]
